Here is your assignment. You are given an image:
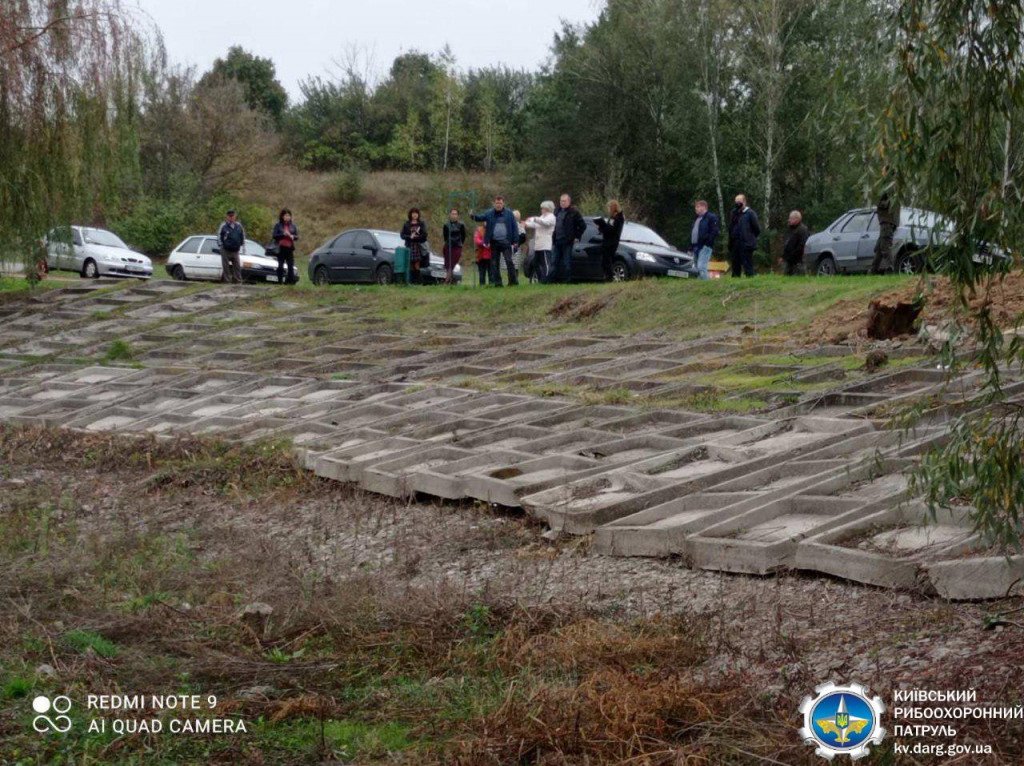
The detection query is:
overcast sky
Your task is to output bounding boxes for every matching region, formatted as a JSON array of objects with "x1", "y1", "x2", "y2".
[{"x1": 134, "y1": 0, "x2": 601, "y2": 100}]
